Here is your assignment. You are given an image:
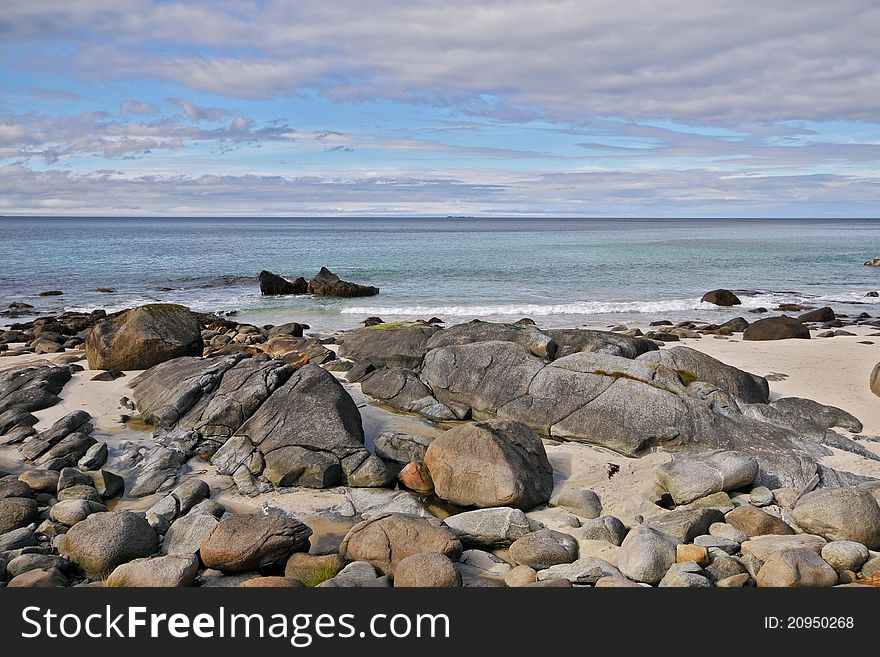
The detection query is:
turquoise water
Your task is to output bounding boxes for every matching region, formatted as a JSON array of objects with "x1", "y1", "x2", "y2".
[{"x1": 2, "y1": 217, "x2": 879, "y2": 331}]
